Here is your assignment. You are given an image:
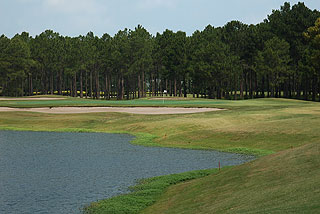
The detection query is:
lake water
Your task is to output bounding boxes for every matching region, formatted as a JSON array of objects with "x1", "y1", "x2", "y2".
[{"x1": 0, "y1": 131, "x2": 255, "y2": 214}]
